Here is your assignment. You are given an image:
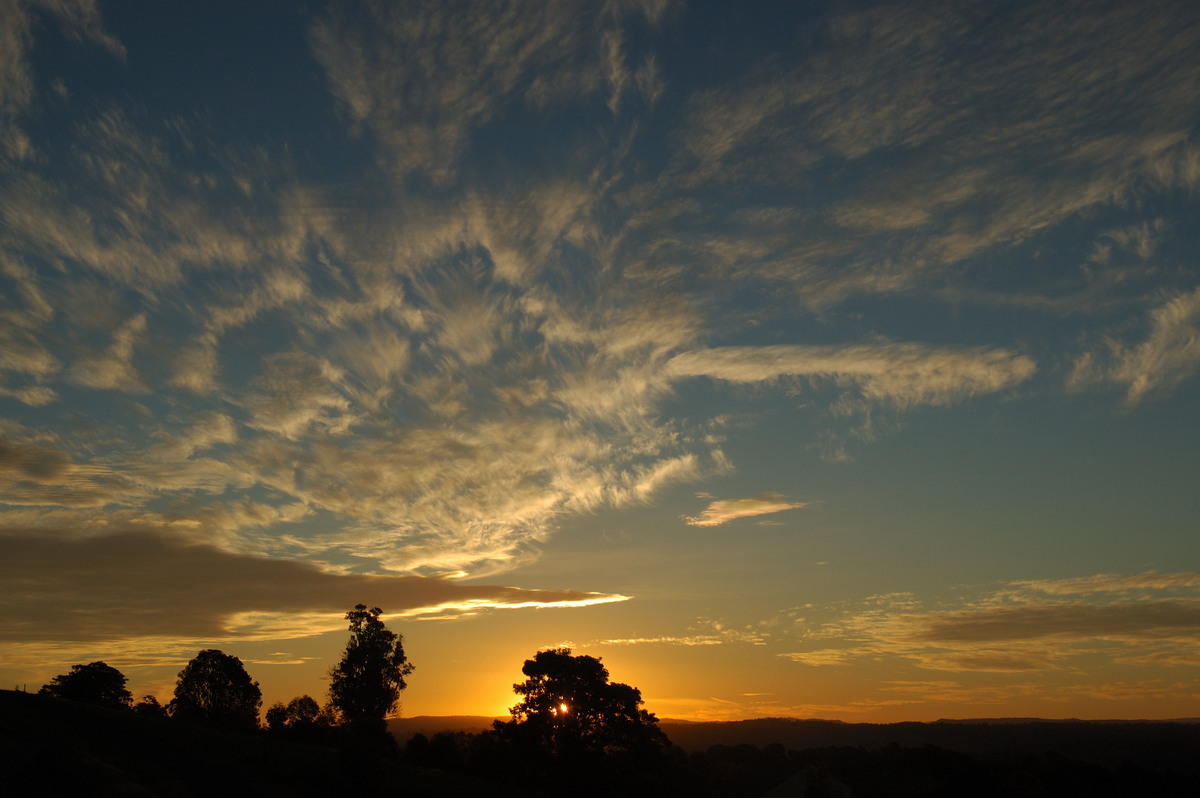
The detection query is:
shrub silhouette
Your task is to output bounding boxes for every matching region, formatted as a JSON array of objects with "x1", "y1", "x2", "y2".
[
  {"x1": 265, "y1": 694, "x2": 335, "y2": 744},
  {"x1": 132, "y1": 694, "x2": 167, "y2": 719},
  {"x1": 39, "y1": 661, "x2": 132, "y2": 710},
  {"x1": 266, "y1": 694, "x2": 321, "y2": 730}
]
